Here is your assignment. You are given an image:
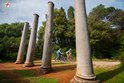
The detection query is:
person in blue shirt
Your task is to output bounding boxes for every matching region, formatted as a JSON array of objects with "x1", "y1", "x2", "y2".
[{"x1": 56, "y1": 48, "x2": 63, "y2": 61}]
